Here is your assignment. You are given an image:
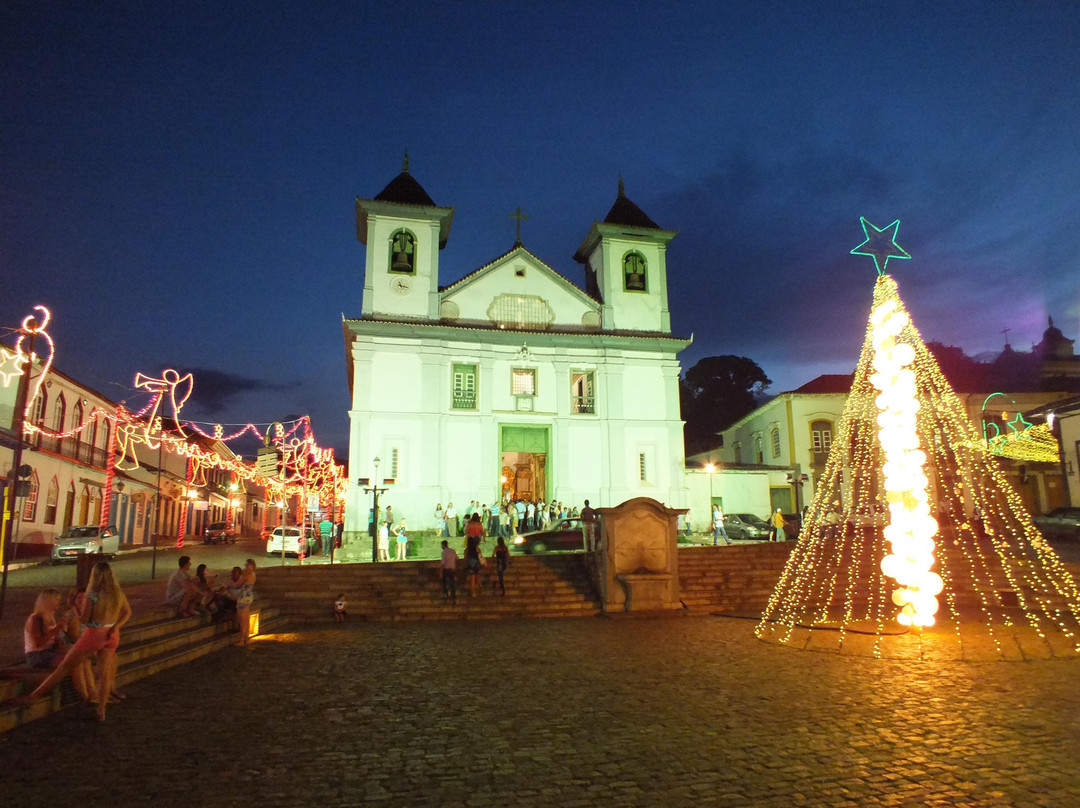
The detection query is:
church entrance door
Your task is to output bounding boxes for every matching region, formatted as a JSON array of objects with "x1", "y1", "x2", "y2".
[{"x1": 499, "y1": 425, "x2": 549, "y2": 504}]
